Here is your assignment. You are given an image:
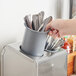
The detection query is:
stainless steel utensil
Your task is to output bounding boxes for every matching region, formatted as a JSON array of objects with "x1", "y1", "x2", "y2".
[
  {"x1": 52, "y1": 38, "x2": 64, "y2": 49},
  {"x1": 37, "y1": 16, "x2": 52, "y2": 32},
  {"x1": 41, "y1": 16, "x2": 52, "y2": 32},
  {"x1": 24, "y1": 15, "x2": 32, "y2": 29},
  {"x1": 32, "y1": 15, "x2": 39, "y2": 30},
  {"x1": 45, "y1": 36, "x2": 54, "y2": 49},
  {"x1": 37, "y1": 23, "x2": 44, "y2": 31},
  {"x1": 38, "y1": 11, "x2": 44, "y2": 27},
  {"x1": 48, "y1": 38, "x2": 65, "y2": 50},
  {"x1": 32, "y1": 21, "x2": 35, "y2": 30}
]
